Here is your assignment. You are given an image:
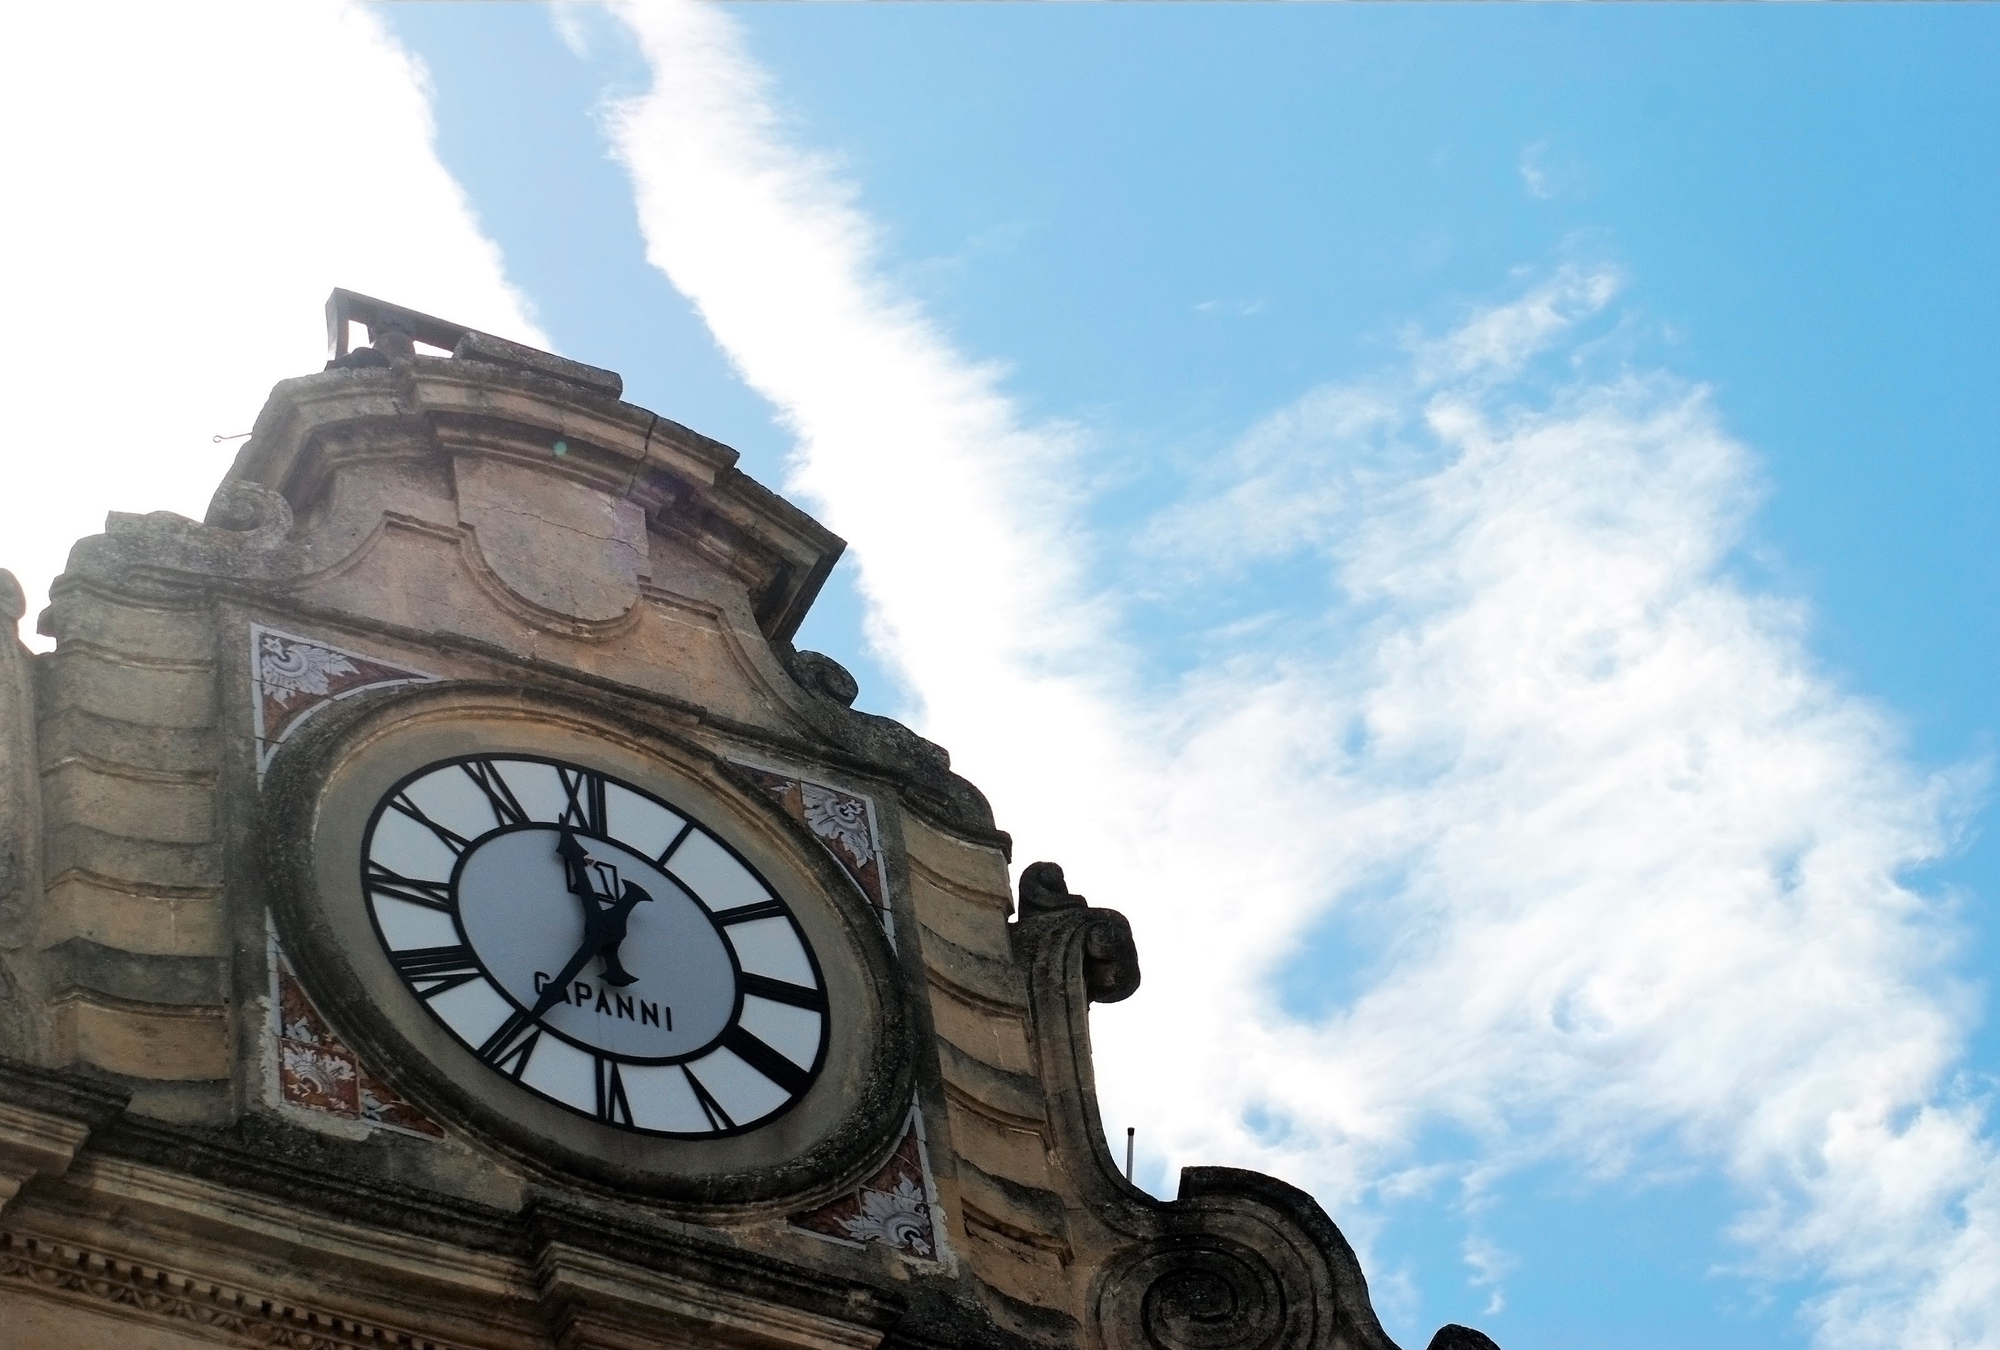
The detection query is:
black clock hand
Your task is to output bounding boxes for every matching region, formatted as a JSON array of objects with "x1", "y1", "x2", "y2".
[
  {"x1": 555, "y1": 828, "x2": 604, "y2": 921},
  {"x1": 553, "y1": 827, "x2": 654, "y2": 988},
  {"x1": 595, "y1": 879, "x2": 653, "y2": 987},
  {"x1": 530, "y1": 931, "x2": 603, "y2": 1021}
]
